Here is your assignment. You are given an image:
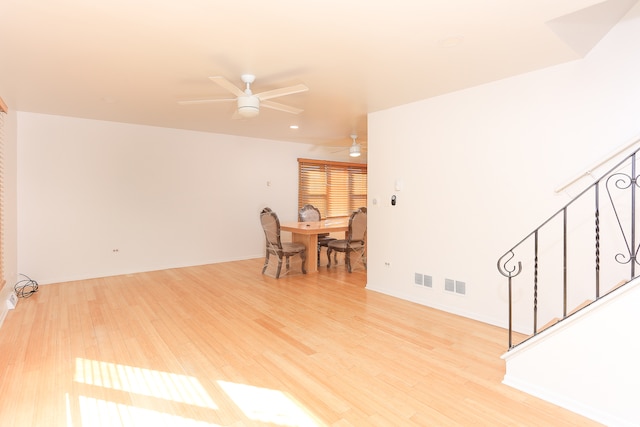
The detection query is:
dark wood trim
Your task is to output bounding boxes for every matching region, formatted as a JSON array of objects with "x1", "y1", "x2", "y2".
[{"x1": 298, "y1": 157, "x2": 367, "y2": 169}]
